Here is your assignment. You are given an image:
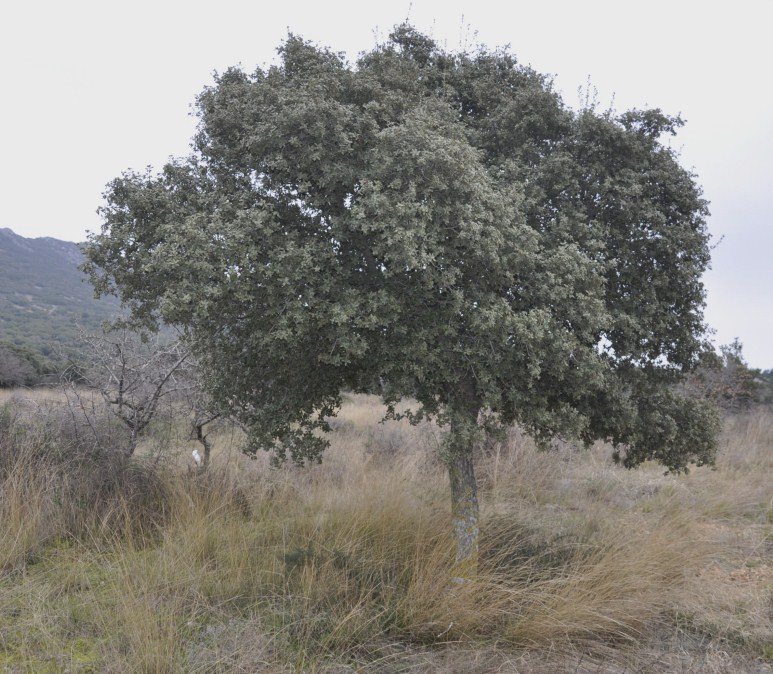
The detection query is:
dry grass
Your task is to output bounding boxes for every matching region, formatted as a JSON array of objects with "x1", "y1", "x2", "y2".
[{"x1": 0, "y1": 392, "x2": 770, "y2": 672}]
